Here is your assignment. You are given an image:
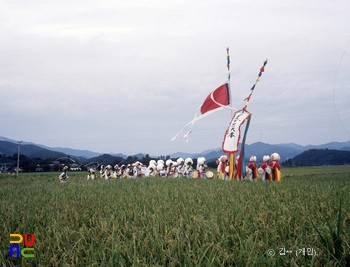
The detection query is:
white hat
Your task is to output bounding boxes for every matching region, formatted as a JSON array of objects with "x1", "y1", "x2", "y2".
[
  {"x1": 185, "y1": 158, "x2": 193, "y2": 165},
  {"x1": 249, "y1": 156, "x2": 257, "y2": 162},
  {"x1": 263, "y1": 155, "x2": 270, "y2": 162},
  {"x1": 176, "y1": 158, "x2": 184, "y2": 165},
  {"x1": 157, "y1": 163, "x2": 164, "y2": 171},
  {"x1": 220, "y1": 155, "x2": 228, "y2": 162},
  {"x1": 166, "y1": 159, "x2": 173, "y2": 166},
  {"x1": 197, "y1": 157, "x2": 205, "y2": 165},
  {"x1": 271, "y1": 153, "x2": 280, "y2": 161}
]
